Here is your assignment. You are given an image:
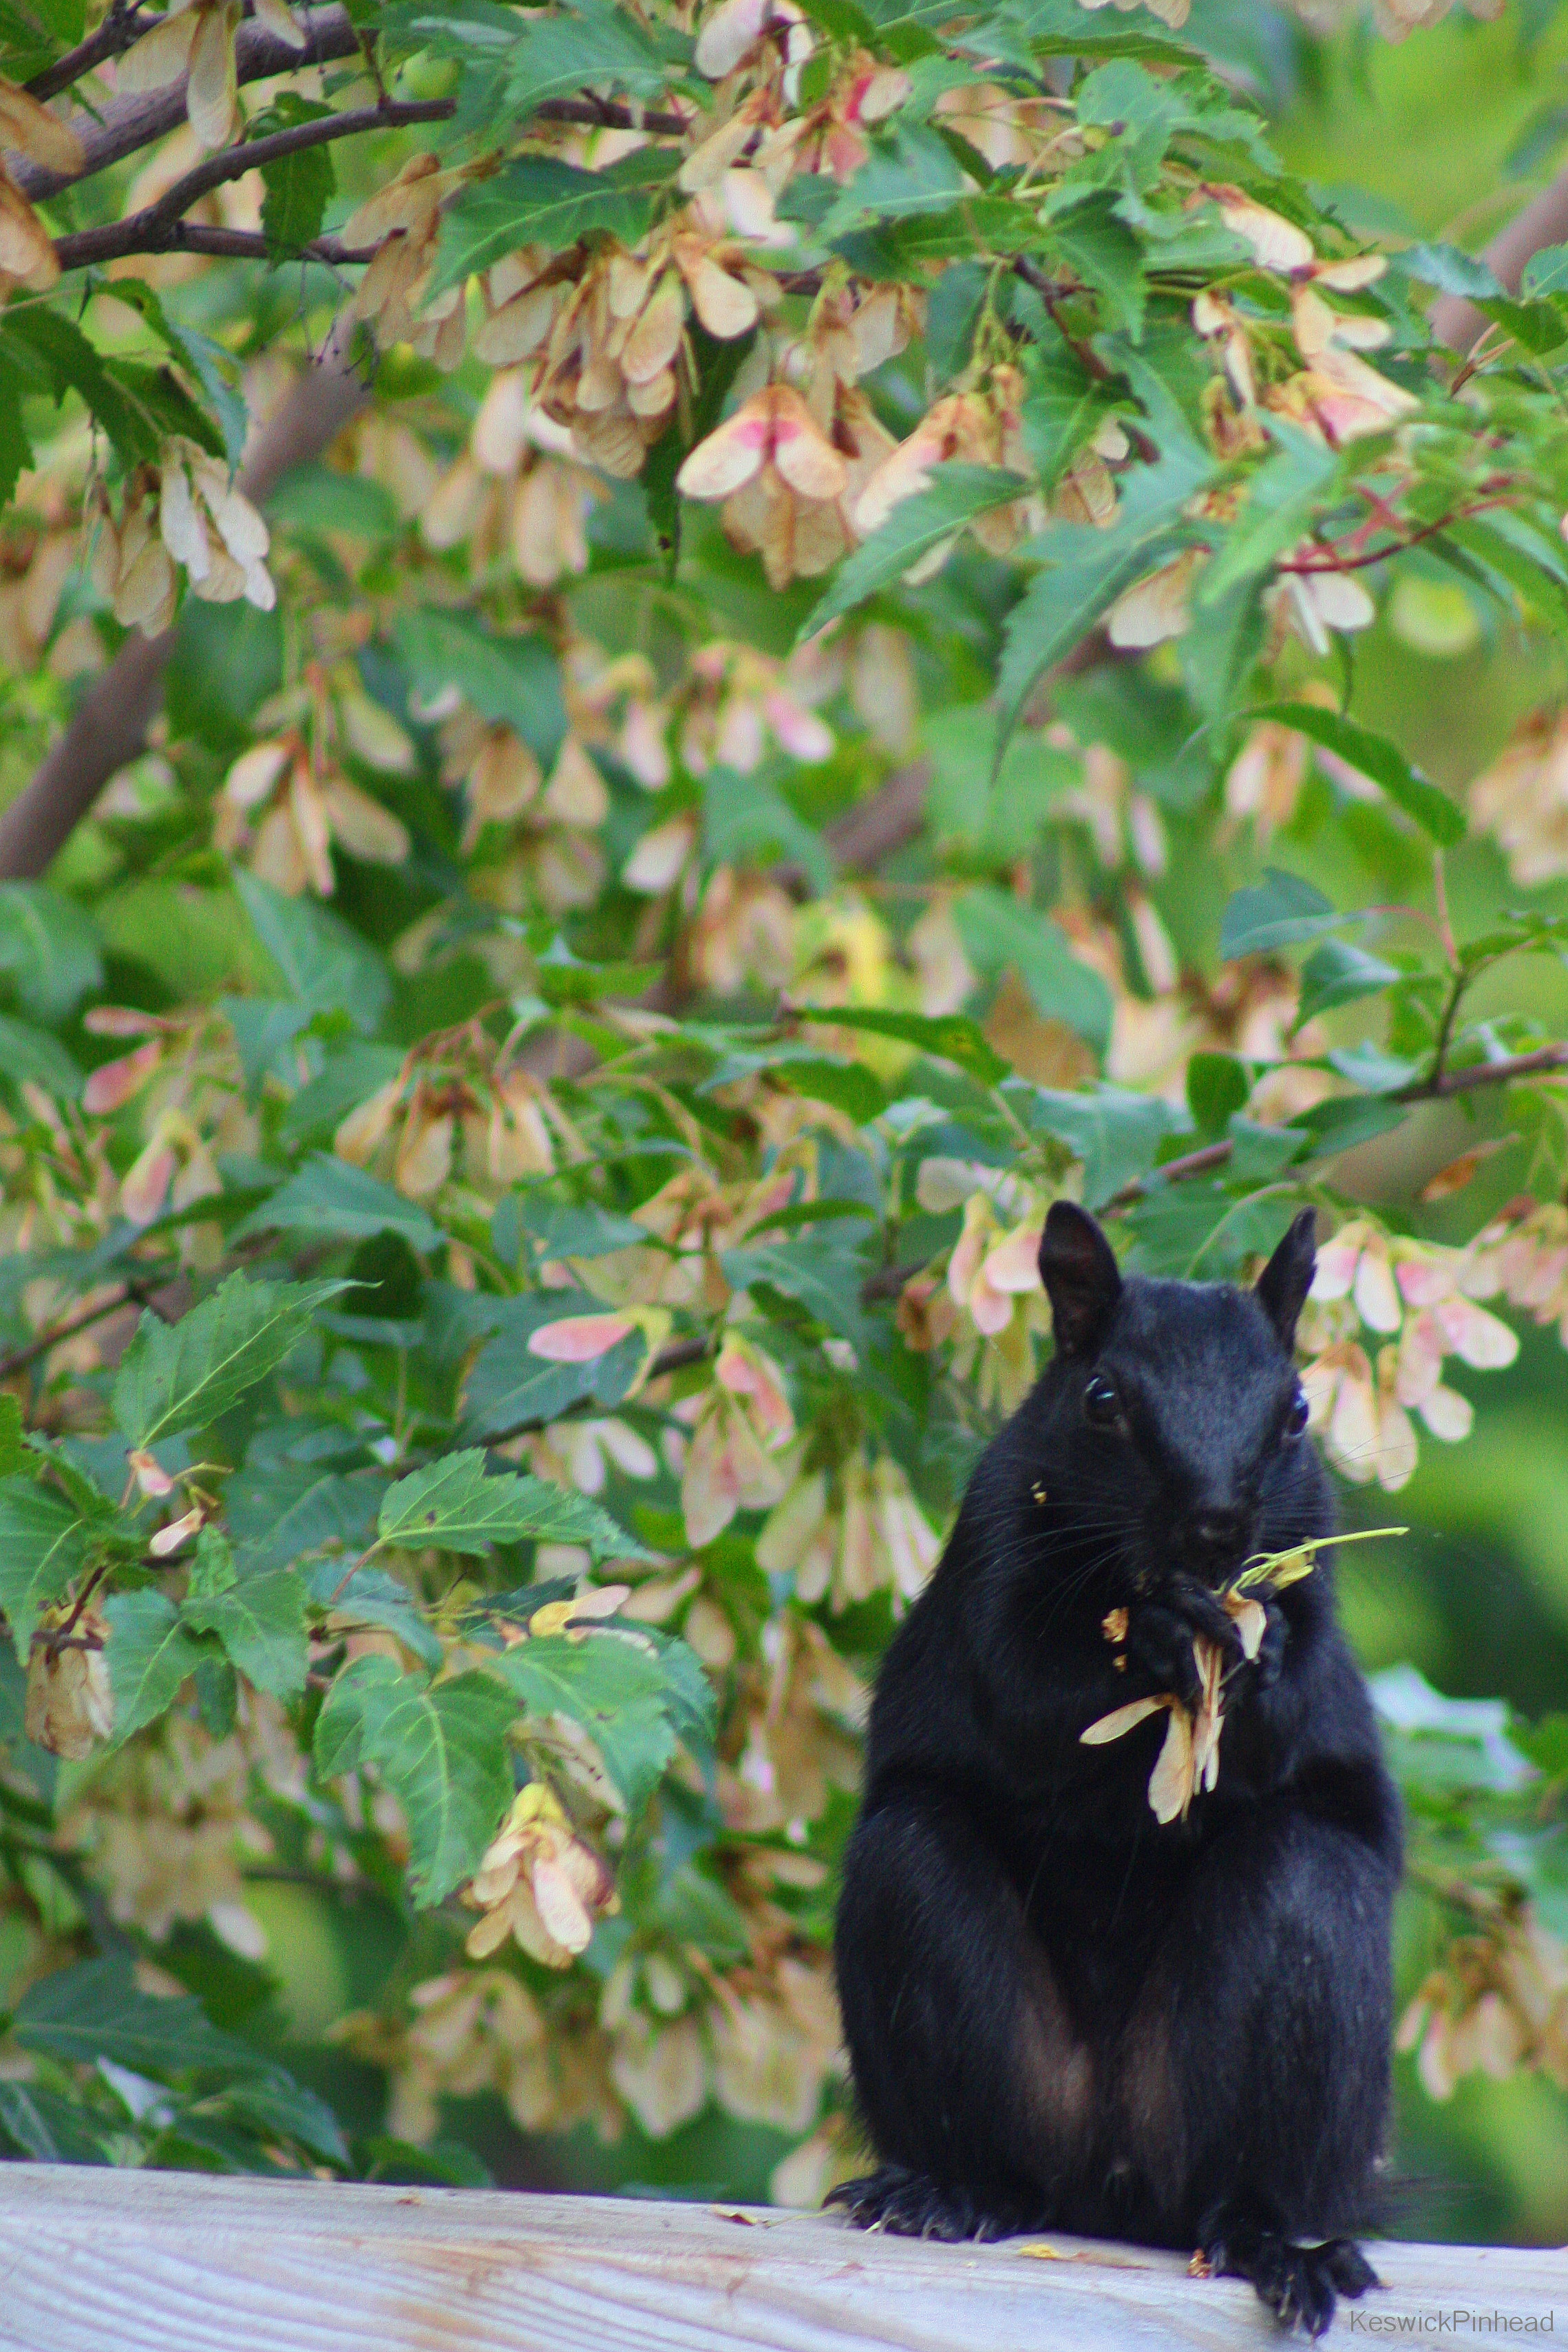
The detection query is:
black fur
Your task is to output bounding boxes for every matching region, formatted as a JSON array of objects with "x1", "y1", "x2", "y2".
[{"x1": 831, "y1": 1205, "x2": 1401, "y2": 2337}]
